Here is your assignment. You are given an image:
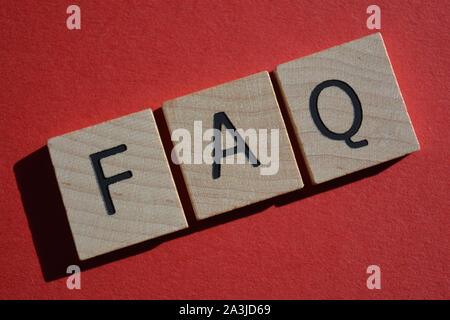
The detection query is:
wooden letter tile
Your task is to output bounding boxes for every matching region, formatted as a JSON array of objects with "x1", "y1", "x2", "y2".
[
  {"x1": 48, "y1": 109, "x2": 187, "y2": 260},
  {"x1": 275, "y1": 33, "x2": 420, "y2": 184},
  {"x1": 162, "y1": 71, "x2": 303, "y2": 220}
]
